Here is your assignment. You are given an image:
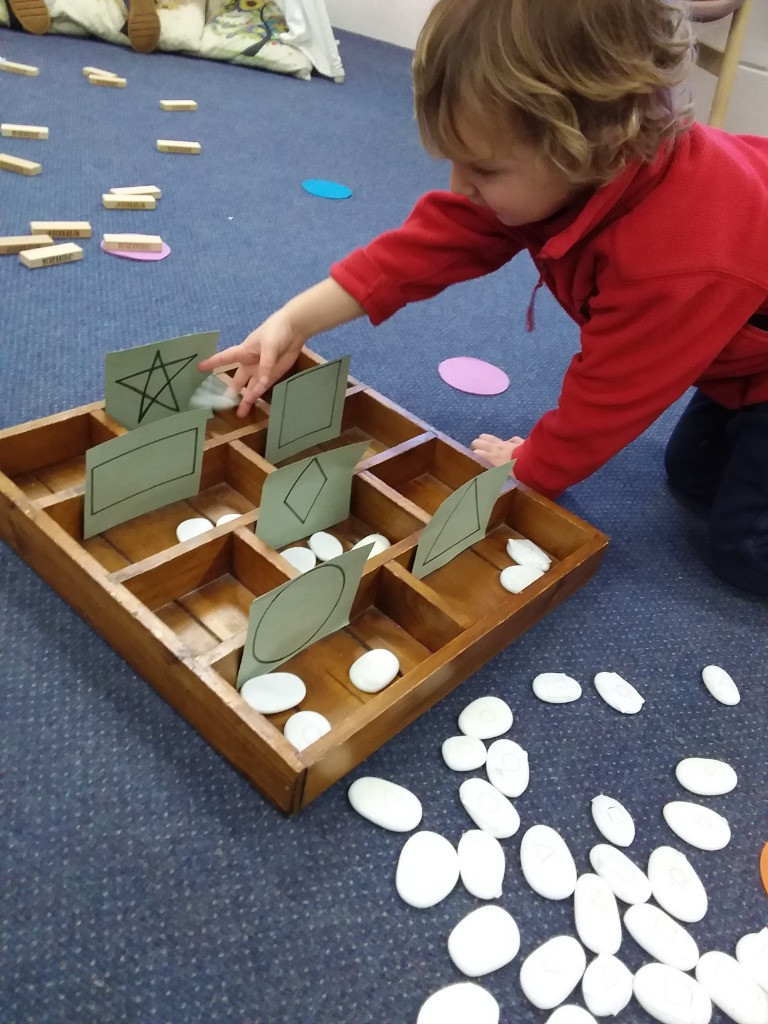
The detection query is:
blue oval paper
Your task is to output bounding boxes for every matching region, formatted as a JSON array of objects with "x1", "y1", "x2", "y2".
[{"x1": 302, "y1": 178, "x2": 353, "y2": 200}]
